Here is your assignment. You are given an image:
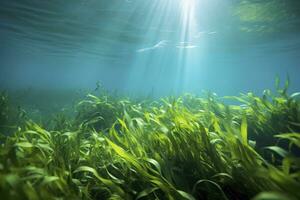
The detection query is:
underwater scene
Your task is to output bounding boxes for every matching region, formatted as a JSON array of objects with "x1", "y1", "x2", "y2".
[{"x1": 1, "y1": 0, "x2": 300, "y2": 199}]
